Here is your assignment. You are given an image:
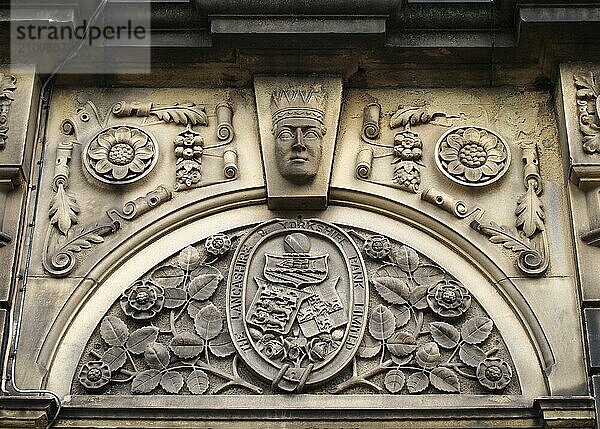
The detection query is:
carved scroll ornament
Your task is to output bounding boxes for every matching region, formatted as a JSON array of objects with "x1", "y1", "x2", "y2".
[
  {"x1": 74, "y1": 218, "x2": 518, "y2": 396},
  {"x1": 422, "y1": 141, "x2": 549, "y2": 277},
  {"x1": 44, "y1": 97, "x2": 239, "y2": 276},
  {"x1": 356, "y1": 103, "x2": 447, "y2": 194}
]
